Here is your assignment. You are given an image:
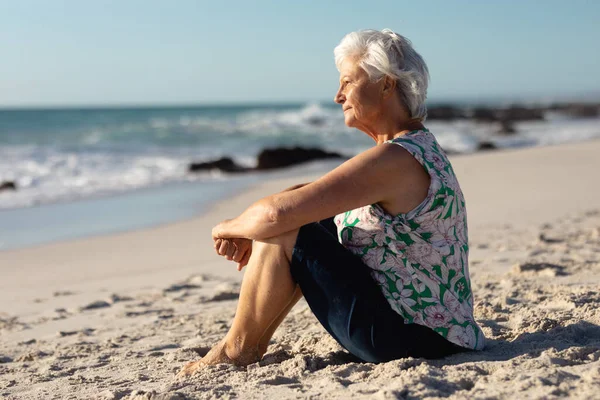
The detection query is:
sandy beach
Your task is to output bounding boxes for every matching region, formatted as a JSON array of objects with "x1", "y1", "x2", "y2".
[{"x1": 1, "y1": 140, "x2": 600, "y2": 399}]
